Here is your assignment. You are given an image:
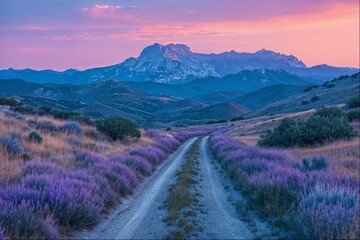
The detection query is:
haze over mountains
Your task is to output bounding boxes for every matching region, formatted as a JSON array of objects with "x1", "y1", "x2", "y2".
[{"x1": 0, "y1": 43, "x2": 358, "y2": 85}]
